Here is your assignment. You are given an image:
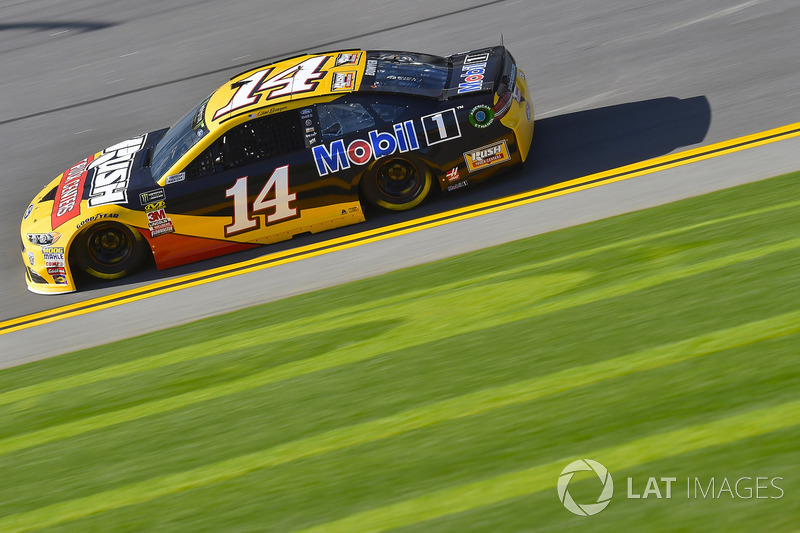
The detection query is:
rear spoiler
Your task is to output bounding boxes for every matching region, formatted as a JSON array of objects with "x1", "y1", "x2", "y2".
[{"x1": 442, "y1": 46, "x2": 505, "y2": 99}]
